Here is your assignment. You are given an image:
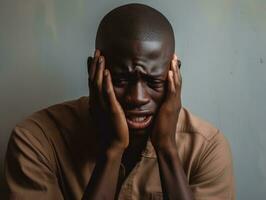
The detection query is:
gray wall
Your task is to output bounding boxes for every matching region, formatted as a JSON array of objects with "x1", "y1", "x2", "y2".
[{"x1": 1, "y1": 0, "x2": 265, "y2": 199}]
